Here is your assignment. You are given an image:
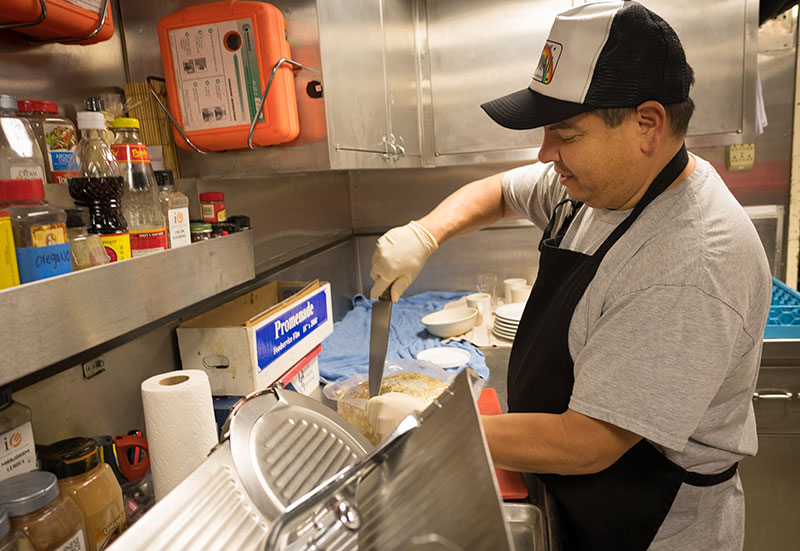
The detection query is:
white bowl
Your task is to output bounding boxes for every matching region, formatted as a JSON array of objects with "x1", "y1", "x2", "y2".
[{"x1": 421, "y1": 307, "x2": 478, "y2": 338}]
